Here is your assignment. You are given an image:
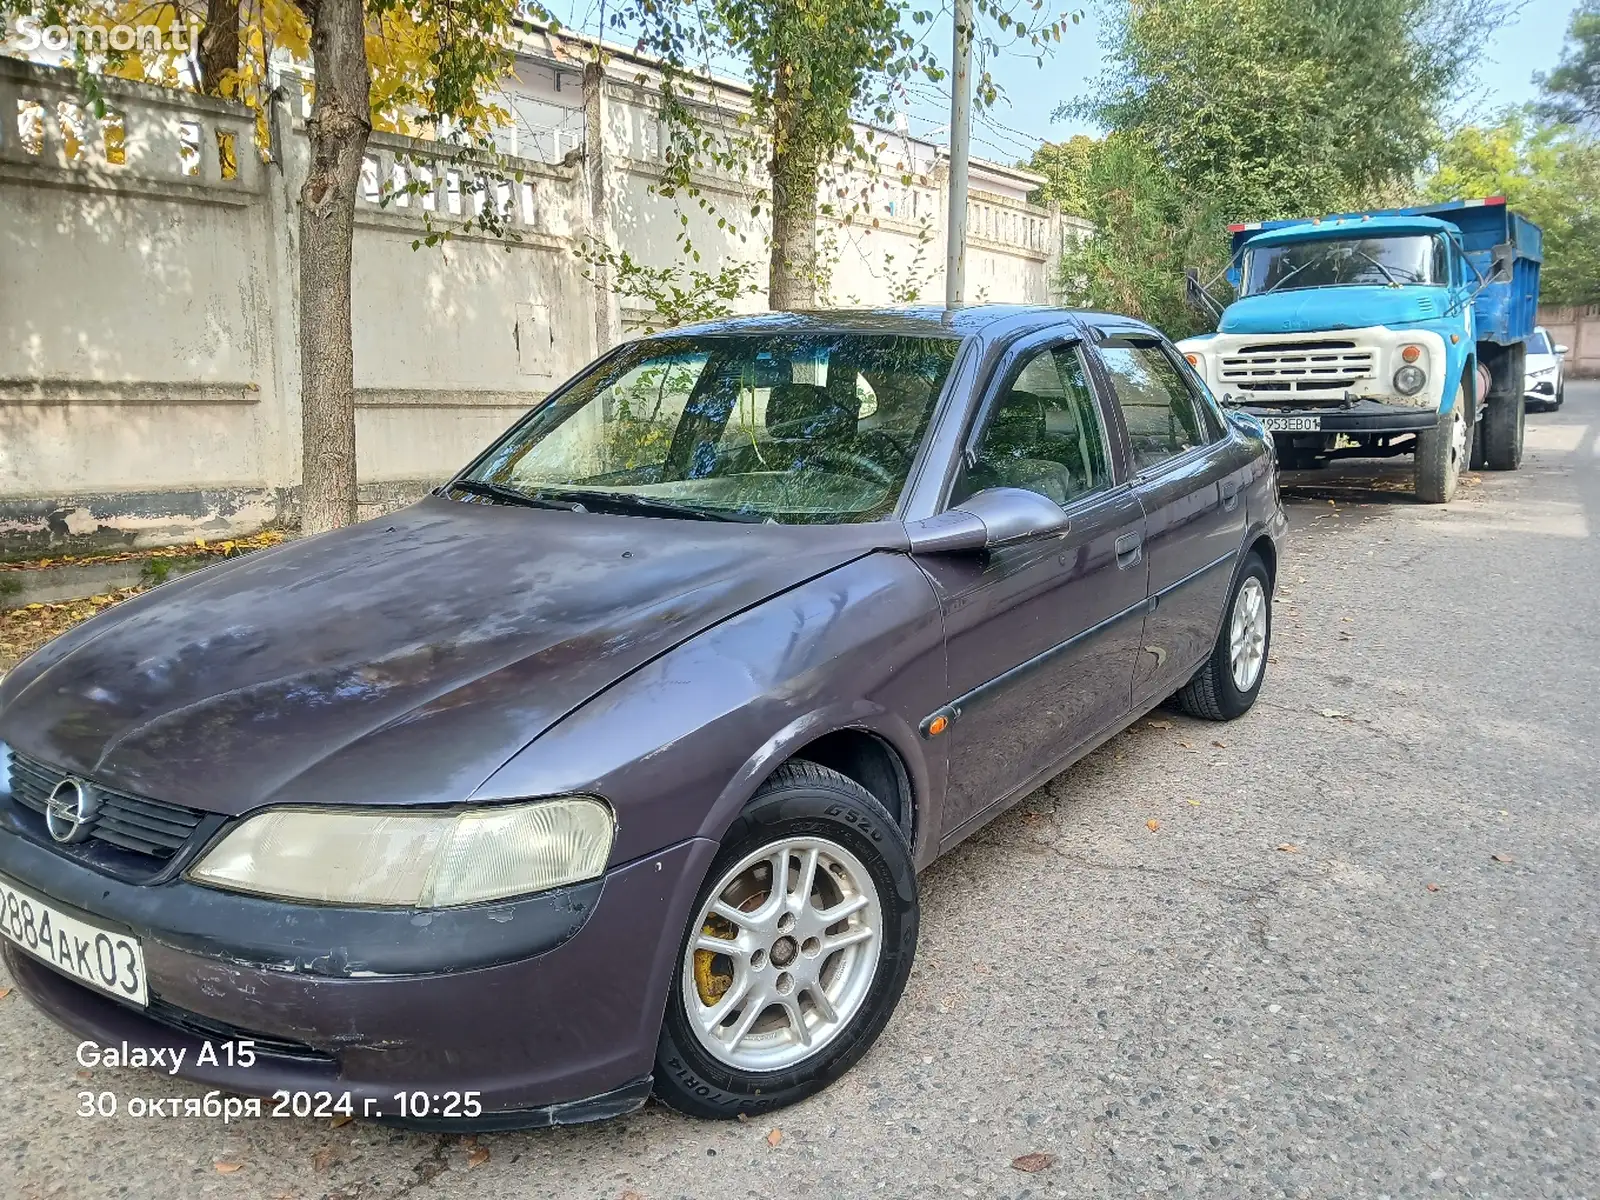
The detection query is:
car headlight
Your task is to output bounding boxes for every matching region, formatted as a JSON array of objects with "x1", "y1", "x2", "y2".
[
  {"x1": 1394, "y1": 365, "x2": 1427, "y2": 396},
  {"x1": 1529, "y1": 365, "x2": 1556, "y2": 378},
  {"x1": 187, "y1": 797, "x2": 615, "y2": 908}
]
